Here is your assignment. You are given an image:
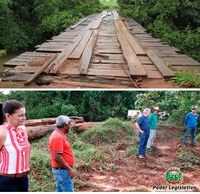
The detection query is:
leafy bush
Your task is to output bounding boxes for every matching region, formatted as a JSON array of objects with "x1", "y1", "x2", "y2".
[
  {"x1": 0, "y1": 50, "x2": 6, "y2": 57},
  {"x1": 171, "y1": 71, "x2": 200, "y2": 88},
  {"x1": 196, "y1": 133, "x2": 200, "y2": 142},
  {"x1": 117, "y1": 0, "x2": 200, "y2": 62},
  {"x1": 81, "y1": 118, "x2": 132, "y2": 145}
]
